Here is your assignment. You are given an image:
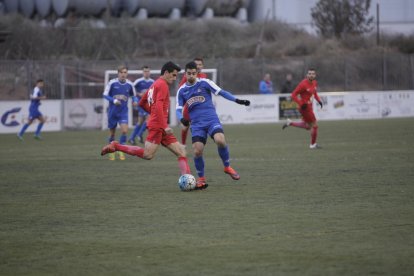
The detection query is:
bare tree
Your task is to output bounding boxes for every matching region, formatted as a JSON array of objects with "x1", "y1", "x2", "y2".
[{"x1": 311, "y1": 0, "x2": 374, "y2": 39}]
